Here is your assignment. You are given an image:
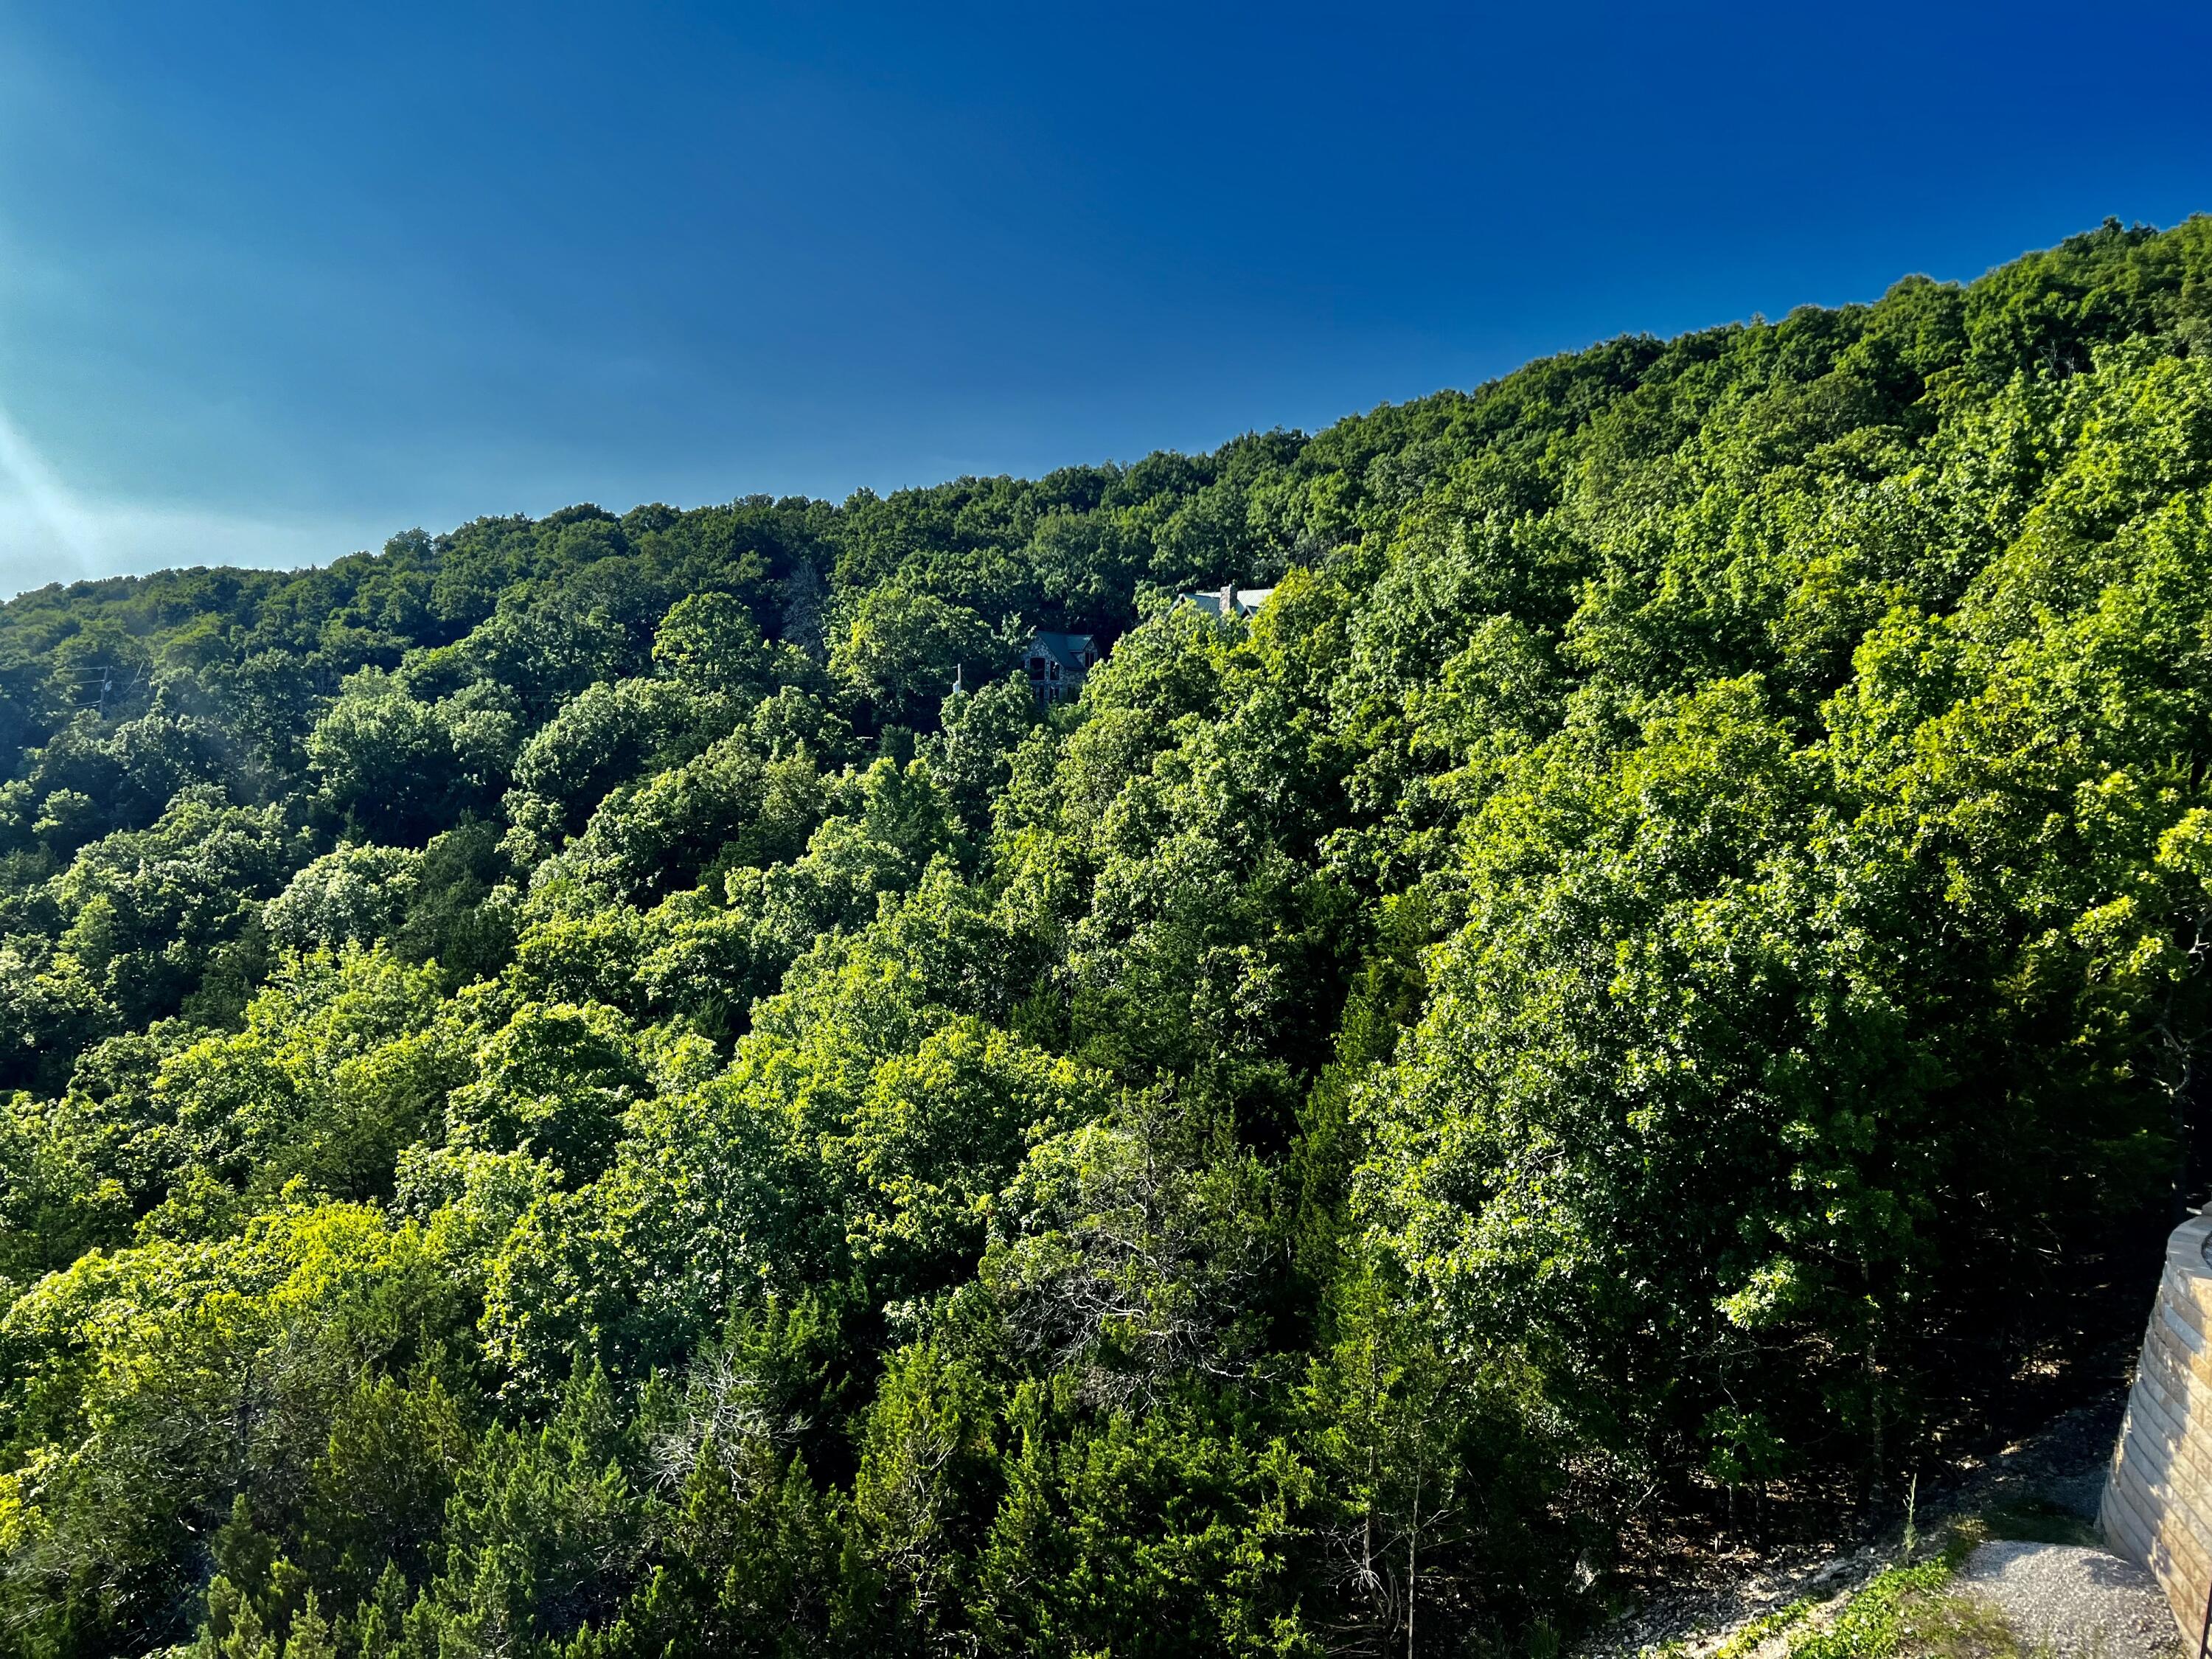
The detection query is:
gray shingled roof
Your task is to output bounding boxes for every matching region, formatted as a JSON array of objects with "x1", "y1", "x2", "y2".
[{"x1": 1028, "y1": 630, "x2": 1094, "y2": 672}]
